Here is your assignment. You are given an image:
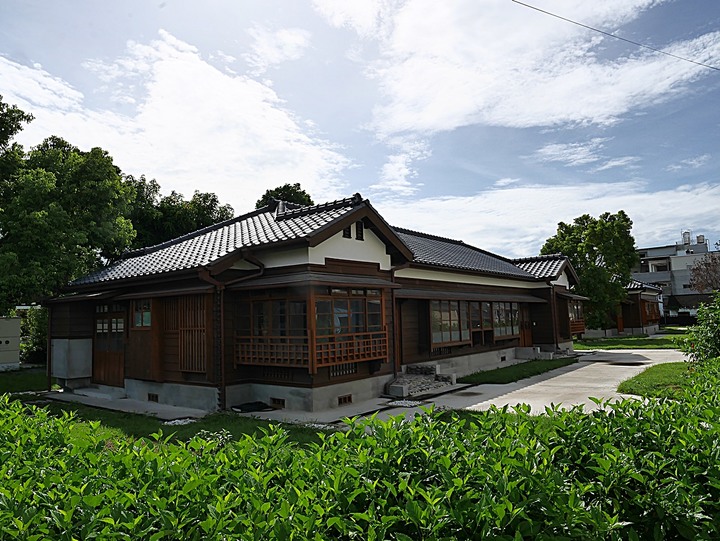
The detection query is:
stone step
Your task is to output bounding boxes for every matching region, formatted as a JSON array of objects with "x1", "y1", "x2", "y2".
[{"x1": 387, "y1": 372, "x2": 457, "y2": 398}]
